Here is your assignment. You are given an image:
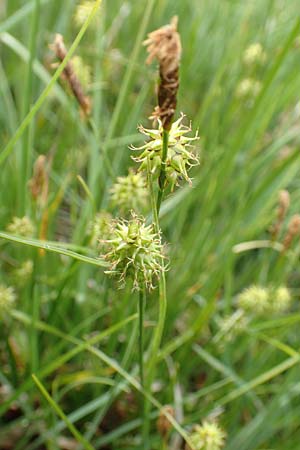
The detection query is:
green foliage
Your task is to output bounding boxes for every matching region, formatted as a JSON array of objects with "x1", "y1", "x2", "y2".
[{"x1": 1, "y1": 0, "x2": 300, "y2": 449}]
